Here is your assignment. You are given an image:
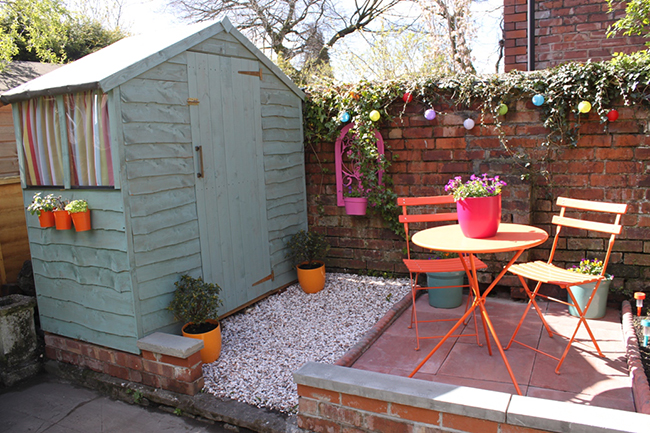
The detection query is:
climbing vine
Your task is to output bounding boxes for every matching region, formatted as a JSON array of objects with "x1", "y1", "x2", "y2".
[{"x1": 303, "y1": 52, "x2": 650, "y2": 235}]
